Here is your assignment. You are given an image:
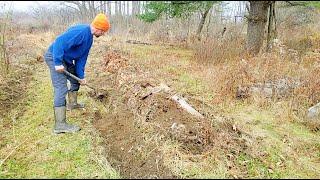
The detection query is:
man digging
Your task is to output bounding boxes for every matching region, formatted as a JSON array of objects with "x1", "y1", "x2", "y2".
[{"x1": 44, "y1": 13, "x2": 110, "y2": 134}]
